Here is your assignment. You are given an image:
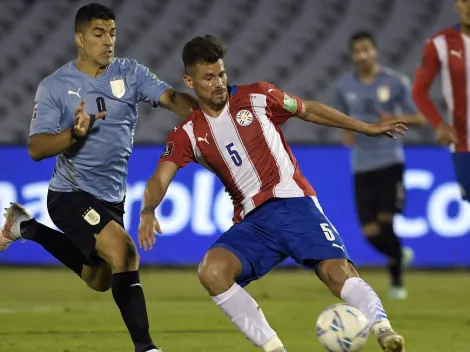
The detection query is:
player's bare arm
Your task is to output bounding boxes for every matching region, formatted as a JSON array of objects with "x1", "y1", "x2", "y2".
[
  {"x1": 28, "y1": 100, "x2": 106, "y2": 161},
  {"x1": 138, "y1": 161, "x2": 178, "y2": 250},
  {"x1": 158, "y1": 88, "x2": 199, "y2": 119},
  {"x1": 297, "y1": 100, "x2": 408, "y2": 140},
  {"x1": 380, "y1": 112, "x2": 426, "y2": 126}
]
